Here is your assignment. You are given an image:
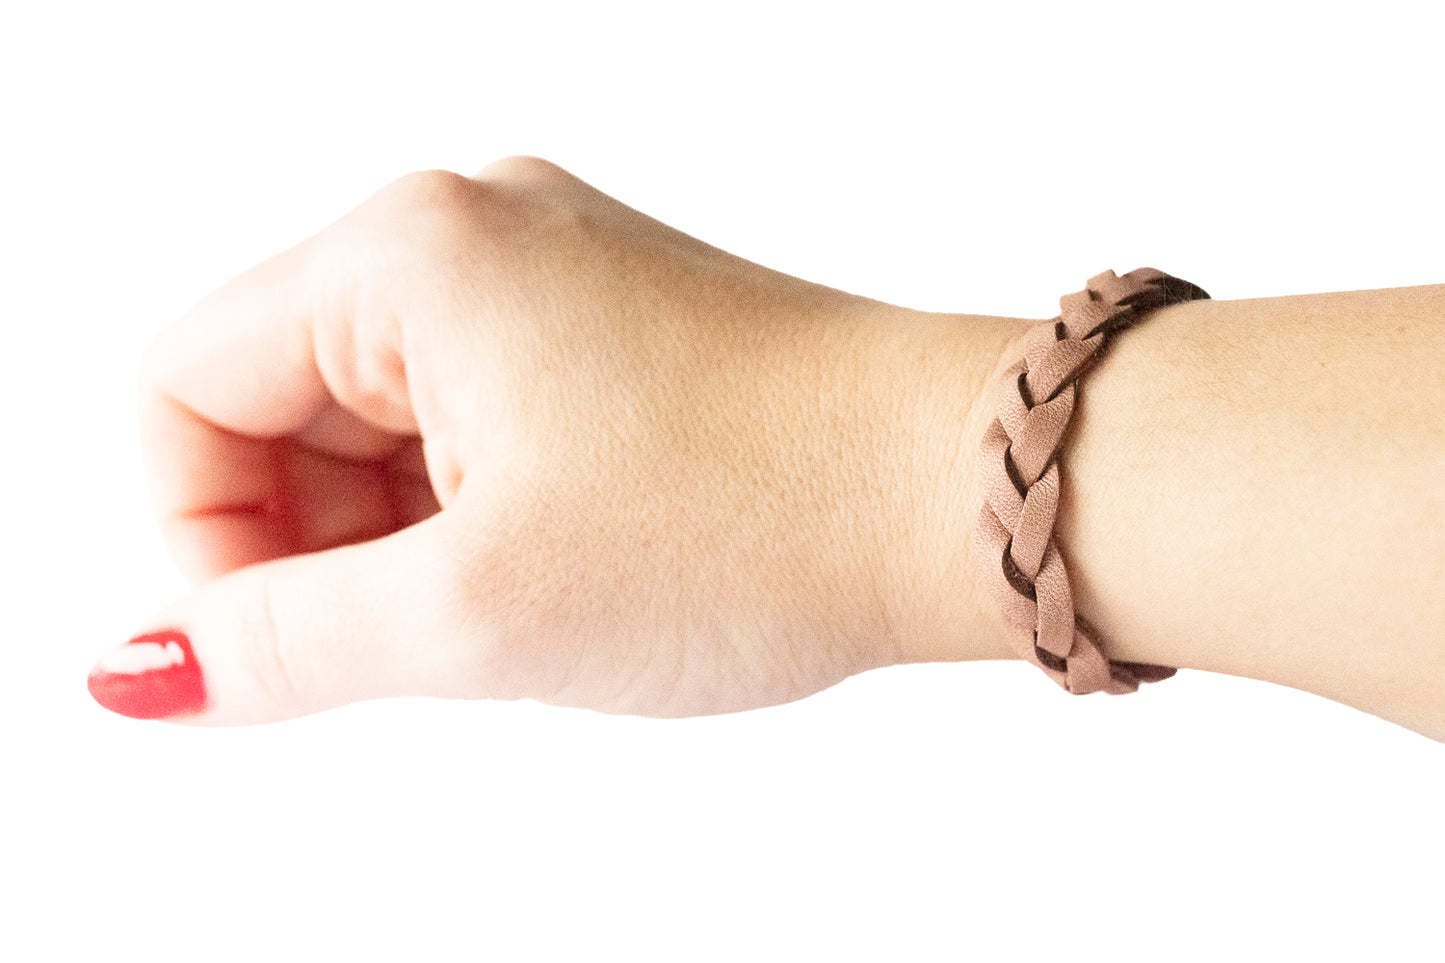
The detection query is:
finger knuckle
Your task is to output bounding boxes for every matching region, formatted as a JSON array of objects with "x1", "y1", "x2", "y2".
[
  {"x1": 364, "y1": 166, "x2": 556, "y2": 263},
  {"x1": 474, "y1": 154, "x2": 571, "y2": 185},
  {"x1": 330, "y1": 169, "x2": 493, "y2": 297},
  {"x1": 377, "y1": 168, "x2": 482, "y2": 222}
]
